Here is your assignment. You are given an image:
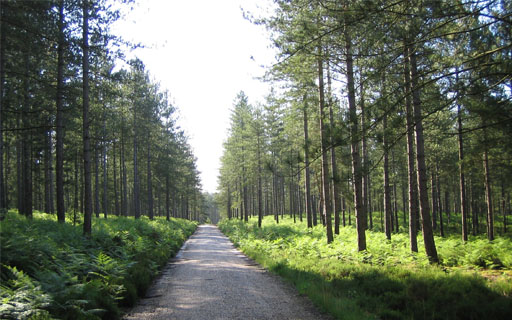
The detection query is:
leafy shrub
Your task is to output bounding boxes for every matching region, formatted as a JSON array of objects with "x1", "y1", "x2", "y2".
[{"x1": 0, "y1": 211, "x2": 197, "y2": 319}]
